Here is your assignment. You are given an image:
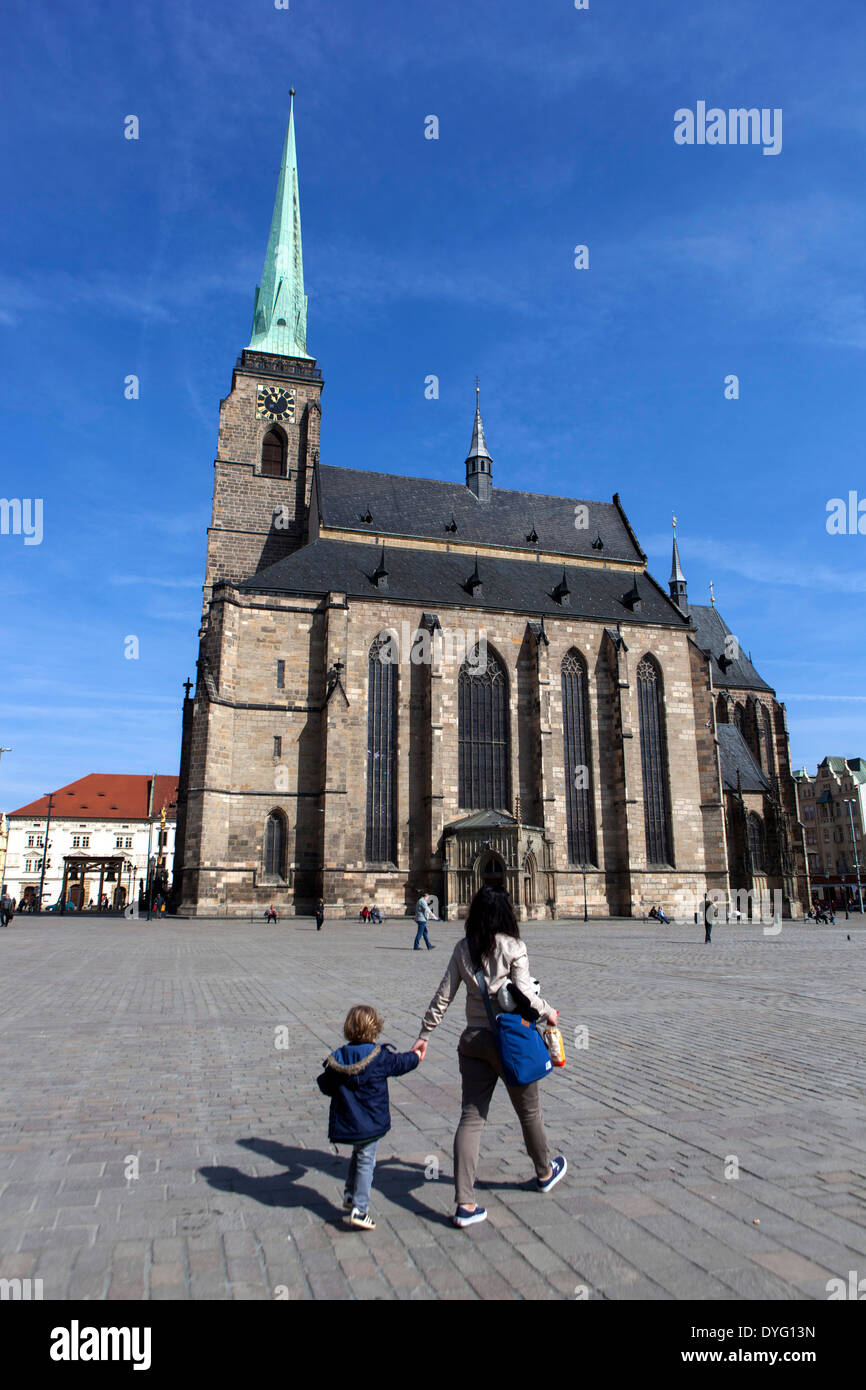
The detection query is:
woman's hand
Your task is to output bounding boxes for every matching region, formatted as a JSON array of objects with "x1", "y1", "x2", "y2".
[
  {"x1": 411, "y1": 1038, "x2": 428, "y2": 1060},
  {"x1": 546, "y1": 1010, "x2": 559, "y2": 1026}
]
